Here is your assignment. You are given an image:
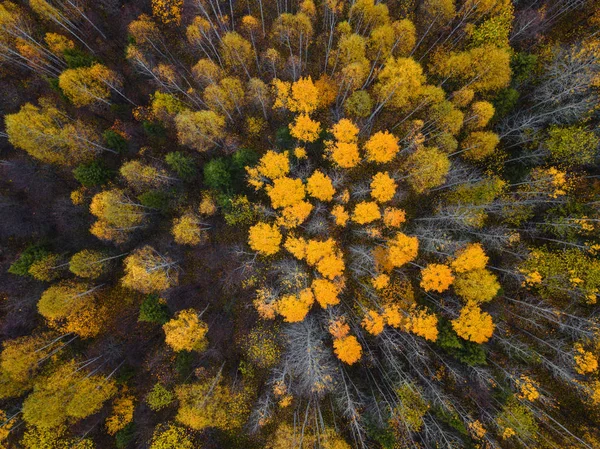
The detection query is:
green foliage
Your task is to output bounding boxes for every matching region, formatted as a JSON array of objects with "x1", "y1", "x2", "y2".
[
  {"x1": 545, "y1": 125, "x2": 599, "y2": 165},
  {"x1": 496, "y1": 397, "x2": 538, "y2": 440},
  {"x1": 218, "y1": 195, "x2": 258, "y2": 226},
  {"x1": 115, "y1": 422, "x2": 136, "y2": 449},
  {"x1": 437, "y1": 320, "x2": 487, "y2": 366},
  {"x1": 175, "y1": 351, "x2": 193, "y2": 379},
  {"x1": 165, "y1": 152, "x2": 196, "y2": 181},
  {"x1": 493, "y1": 88, "x2": 519, "y2": 120},
  {"x1": 511, "y1": 52, "x2": 538, "y2": 83},
  {"x1": 138, "y1": 190, "x2": 170, "y2": 211},
  {"x1": 139, "y1": 294, "x2": 170, "y2": 324},
  {"x1": 146, "y1": 383, "x2": 174, "y2": 411},
  {"x1": 204, "y1": 158, "x2": 232, "y2": 191},
  {"x1": 63, "y1": 48, "x2": 95, "y2": 68},
  {"x1": 143, "y1": 121, "x2": 167, "y2": 140},
  {"x1": 8, "y1": 245, "x2": 49, "y2": 277},
  {"x1": 103, "y1": 130, "x2": 129, "y2": 153},
  {"x1": 275, "y1": 126, "x2": 293, "y2": 148},
  {"x1": 344, "y1": 90, "x2": 373, "y2": 118},
  {"x1": 73, "y1": 160, "x2": 114, "y2": 187}
]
